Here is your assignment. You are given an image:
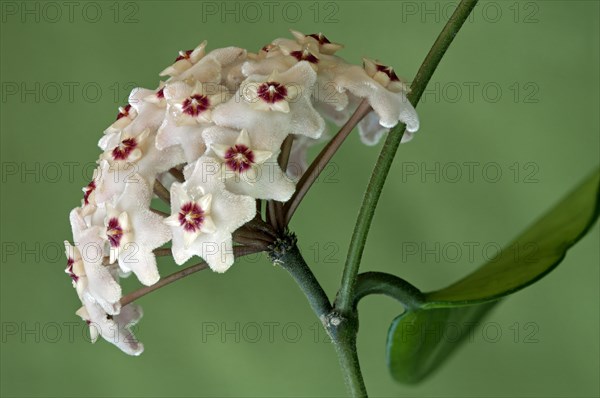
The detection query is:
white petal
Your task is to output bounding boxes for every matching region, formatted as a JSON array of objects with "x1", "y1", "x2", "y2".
[
  {"x1": 183, "y1": 229, "x2": 201, "y2": 248},
  {"x1": 211, "y1": 143, "x2": 230, "y2": 160},
  {"x1": 236, "y1": 129, "x2": 252, "y2": 147},
  {"x1": 252, "y1": 150, "x2": 273, "y2": 165},
  {"x1": 164, "y1": 213, "x2": 181, "y2": 227},
  {"x1": 118, "y1": 244, "x2": 160, "y2": 286},
  {"x1": 198, "y1": 193, "x2": 212, "y2": 213},
  {"x1": 200, "y1": 215, "x2": 216, "y2": 234},
  {"x1": 270, "y1": 100, "x2": 290, "y2": 113}
]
